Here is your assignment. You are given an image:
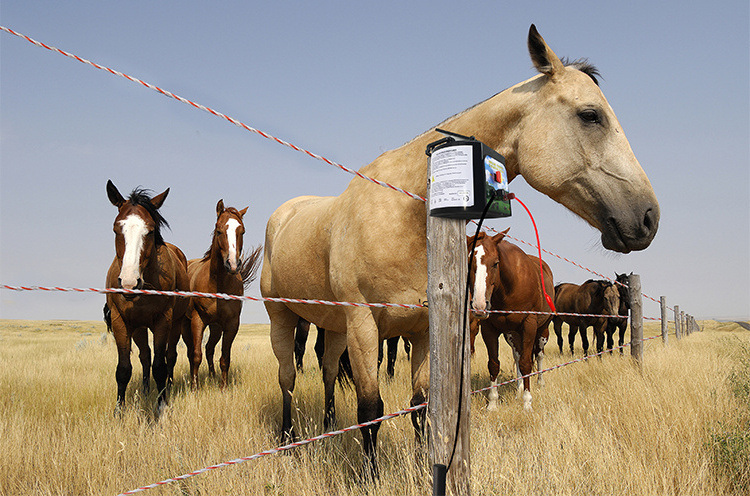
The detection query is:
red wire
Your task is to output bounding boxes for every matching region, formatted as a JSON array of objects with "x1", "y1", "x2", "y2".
[{"x1": 509, "y1": 194, "x2": 556, "y2": 313}]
